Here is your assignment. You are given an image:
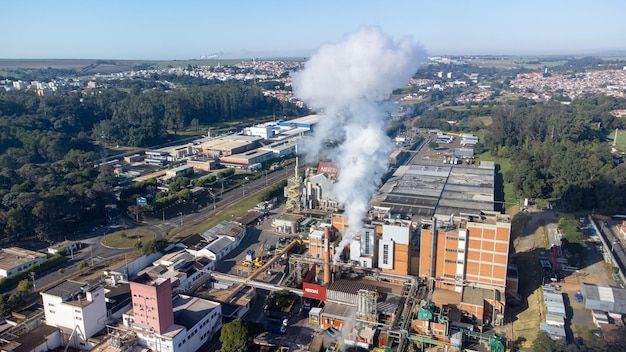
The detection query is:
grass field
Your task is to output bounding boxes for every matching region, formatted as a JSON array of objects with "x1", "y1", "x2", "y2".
[
  {"x1": 468, "y1": 57, "x2": 569, "y2": 70},
  {"x1": 475, "y1": 150, "x2": 519, "y2": 212},
  {"x1": 101, "y1": 229, "x2": 155, "y2": 249},
  {"x1": 170, "y1": 193, "x2": 263, "y2": 242},
  {"x1": 610, "y1": 129, "x2": 626, "y2": 153}
]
